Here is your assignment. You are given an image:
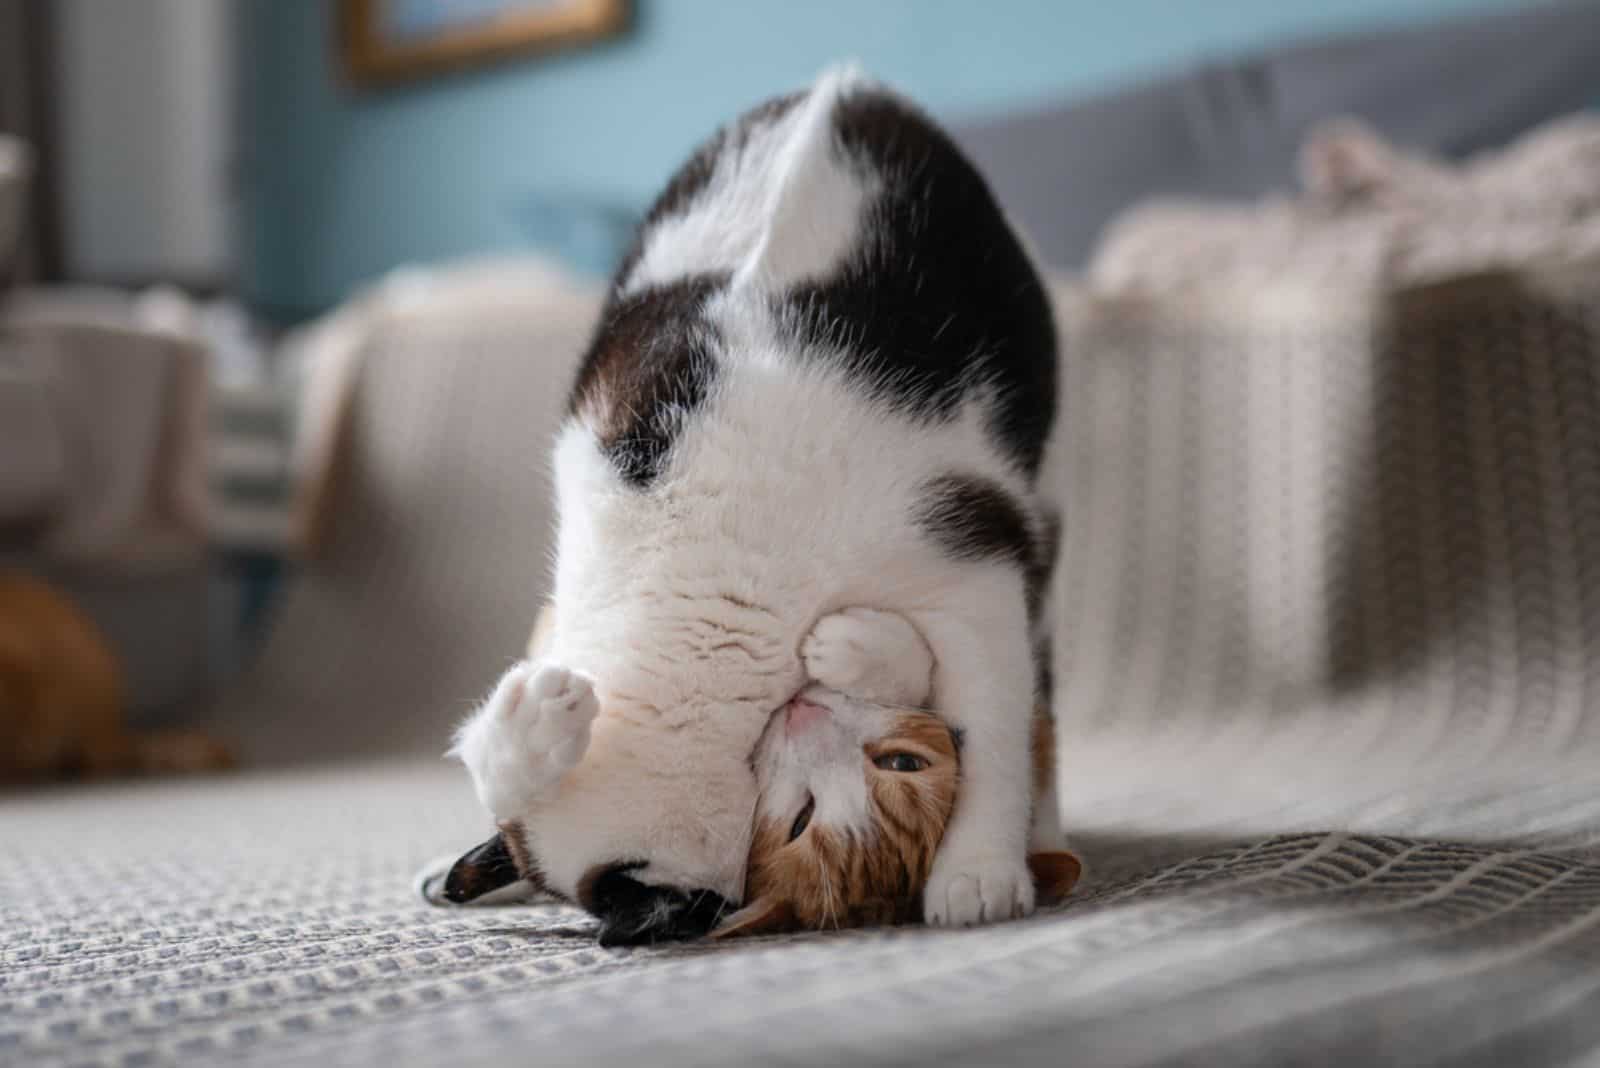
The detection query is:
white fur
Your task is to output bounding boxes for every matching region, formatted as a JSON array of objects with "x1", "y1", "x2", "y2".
[
  {"x1": 802, "y1": 606, "x2": 934, "y2": 708},
  {"x1": 751, "y1": 687, "x2": 899, "y2": 841},
  {"x1": 456, "y1": 68, "x2": 1043, "y2": 924},
  {"x1": 623, "y1": 69, "x2": 878, "y2": 297},
  {"x1": 750, "y1": 607, "x2": 935, "y2": 845},
  {"x1": 450, "y1": 662, "x2": 597, "y2": 820}
]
